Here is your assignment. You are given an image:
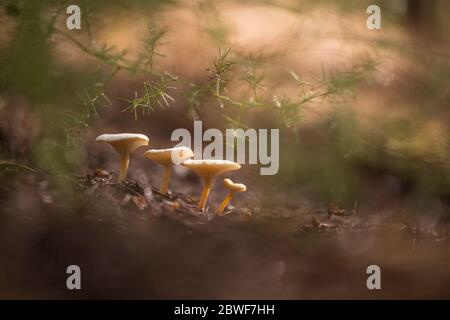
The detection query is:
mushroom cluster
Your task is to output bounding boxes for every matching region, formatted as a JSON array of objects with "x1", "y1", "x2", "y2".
[{"x1": 96, "y1": 133, "x2": 246, "y2": 213}]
